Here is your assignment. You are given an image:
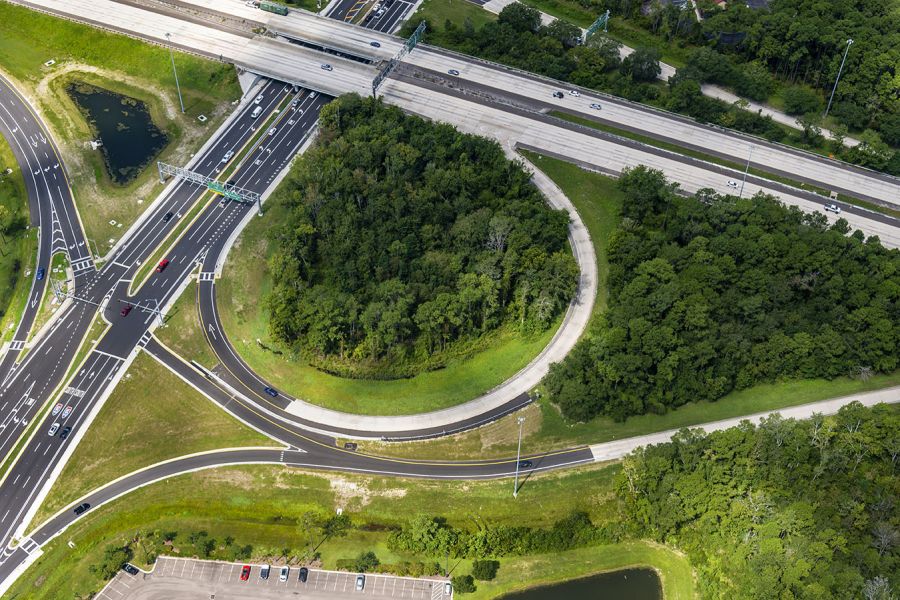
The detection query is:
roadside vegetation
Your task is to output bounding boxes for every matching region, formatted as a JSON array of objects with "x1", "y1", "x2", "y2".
[
  {"x1": 0, "y1": 2, "x2": 241, "y2": 255},
  {"x1": 0, "y1": 136, "x2": 34, "y2": 344},
  {"x1": 29, "y1": 352, "x2": 278, "y2": 530},
  {"x1": 544, "y1": 164, "x2": 900, "y2": 422},
  {"x1": 7, "y1": 461, "x2": 693, "y2": 600}
]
